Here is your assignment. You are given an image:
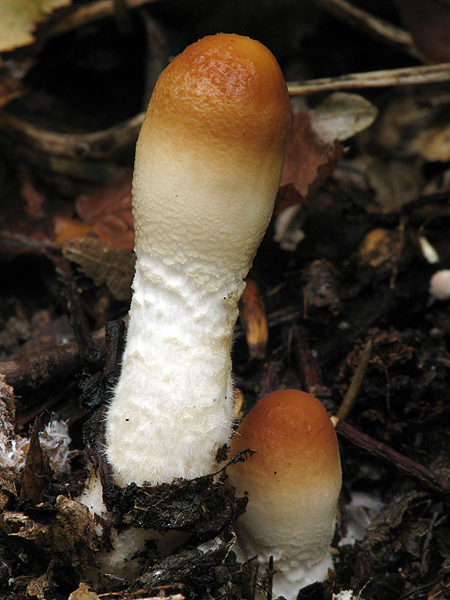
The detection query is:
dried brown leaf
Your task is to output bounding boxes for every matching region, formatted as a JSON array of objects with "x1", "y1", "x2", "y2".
[
  {"x1": 52, "y1": 495, "x2": 100, "y2": 568},
  {"x1": 53, "y1": 216, "x2": 93, "y2": 244},
  {"x1": 76, "y1": 169, "x2": 134, "y2": 251},
  {"x1": 413, "y1": 119, "x2": 450, "y2": 162},
  {"x1": 357, "y1": 229, "x2": 400, "y2": 268},
  {"x1": 1, "y1": 511, "x2": 52, "y2": 548},
  {"x1": 310, "y1": 92, "x2": 378, "y2": 143},
  {"x1": 62, "y1": 237, "x2": 134, "y2": 301},
  {"x1": 68, "y1": 583, "x2": 99, "y2": 600},
  {"x1": 276, "y1": 109, "x2": 344, "y2": 214}
]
